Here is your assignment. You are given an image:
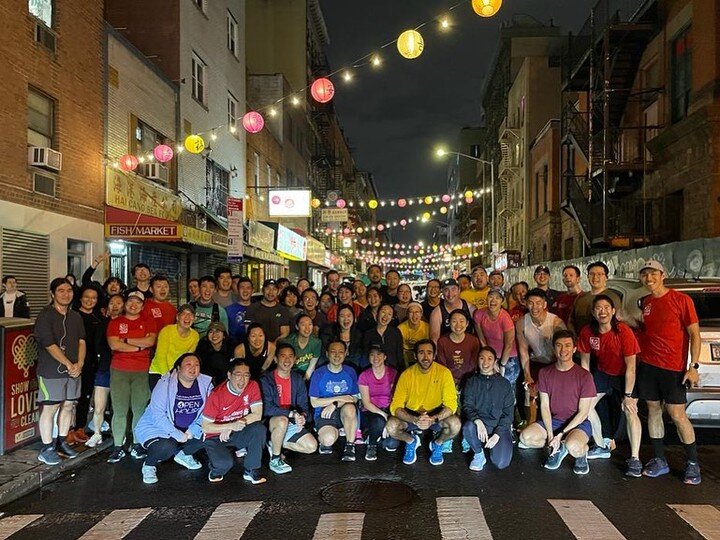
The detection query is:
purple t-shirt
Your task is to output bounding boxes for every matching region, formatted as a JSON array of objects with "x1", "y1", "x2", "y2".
[
  {"x1": 173, "y1": 380, "x2": 203, "y2": 430},
  {"x1": 473, "y1": 309, "x2": 517, "y2": 358},
  {"x1": 358, "y1": 366, "x2": 397, "y2": 410},
  {"x1": 536, "y1": 363, "x2": 596, "y2": 423}
]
